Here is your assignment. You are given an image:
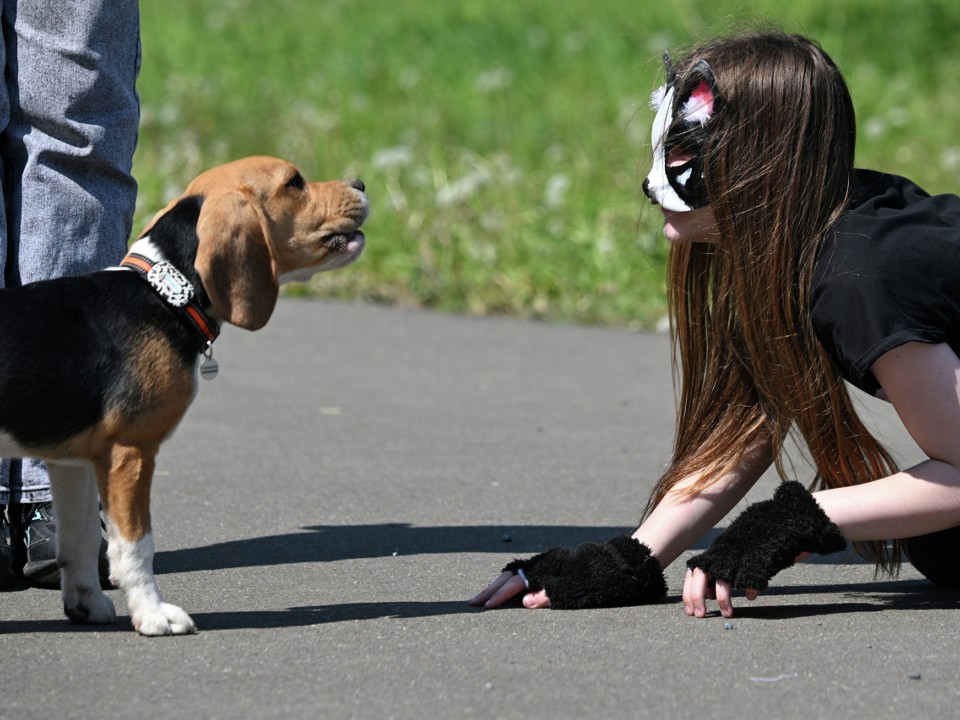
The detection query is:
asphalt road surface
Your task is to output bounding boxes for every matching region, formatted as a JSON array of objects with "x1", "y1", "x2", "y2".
[{"x1": 2, "y1": 300, "x2": 957, "y2": 719}]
